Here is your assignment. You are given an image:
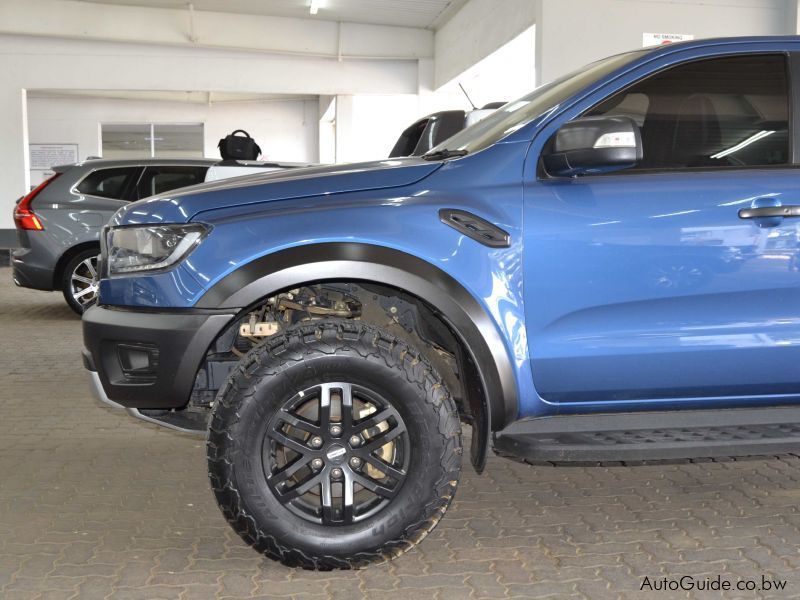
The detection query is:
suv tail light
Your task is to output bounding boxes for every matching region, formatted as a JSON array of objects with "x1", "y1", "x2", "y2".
[{"x1": 13, "y1": 173, "x2": 60, "y2": 230}]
